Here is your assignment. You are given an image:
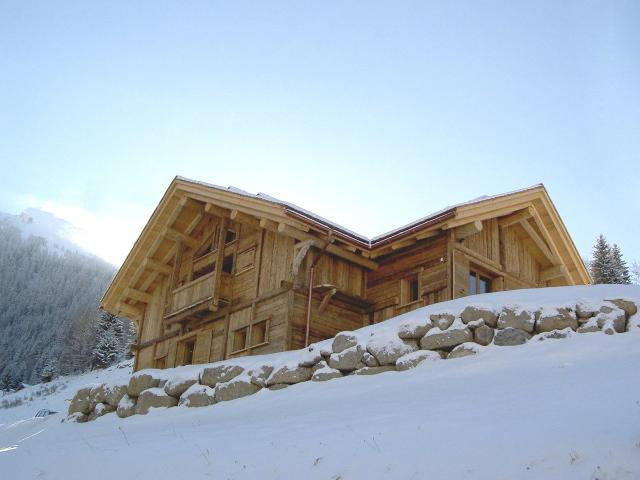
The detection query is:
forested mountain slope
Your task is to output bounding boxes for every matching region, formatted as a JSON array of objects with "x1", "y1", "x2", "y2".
[{"x1": 0, "y1": 220, "x2": 129, "y2": 385}]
